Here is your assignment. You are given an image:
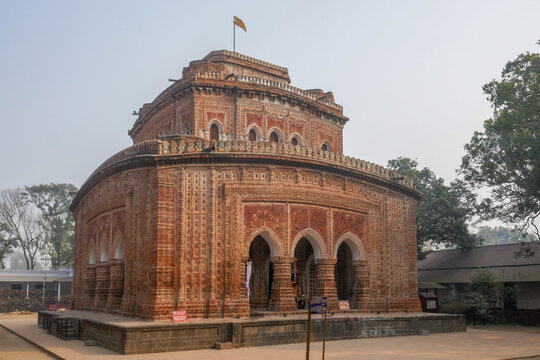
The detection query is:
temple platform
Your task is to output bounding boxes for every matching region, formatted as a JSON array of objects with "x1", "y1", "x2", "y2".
[{"x1": 38, "y1": 310, "x2": 465, "y2": 354}]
